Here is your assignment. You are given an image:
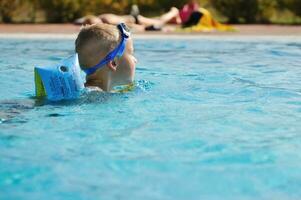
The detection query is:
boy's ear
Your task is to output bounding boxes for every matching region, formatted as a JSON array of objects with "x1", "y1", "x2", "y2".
[{"x1": 107, "y1": 60, "x2": 117, "y2": 72}]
